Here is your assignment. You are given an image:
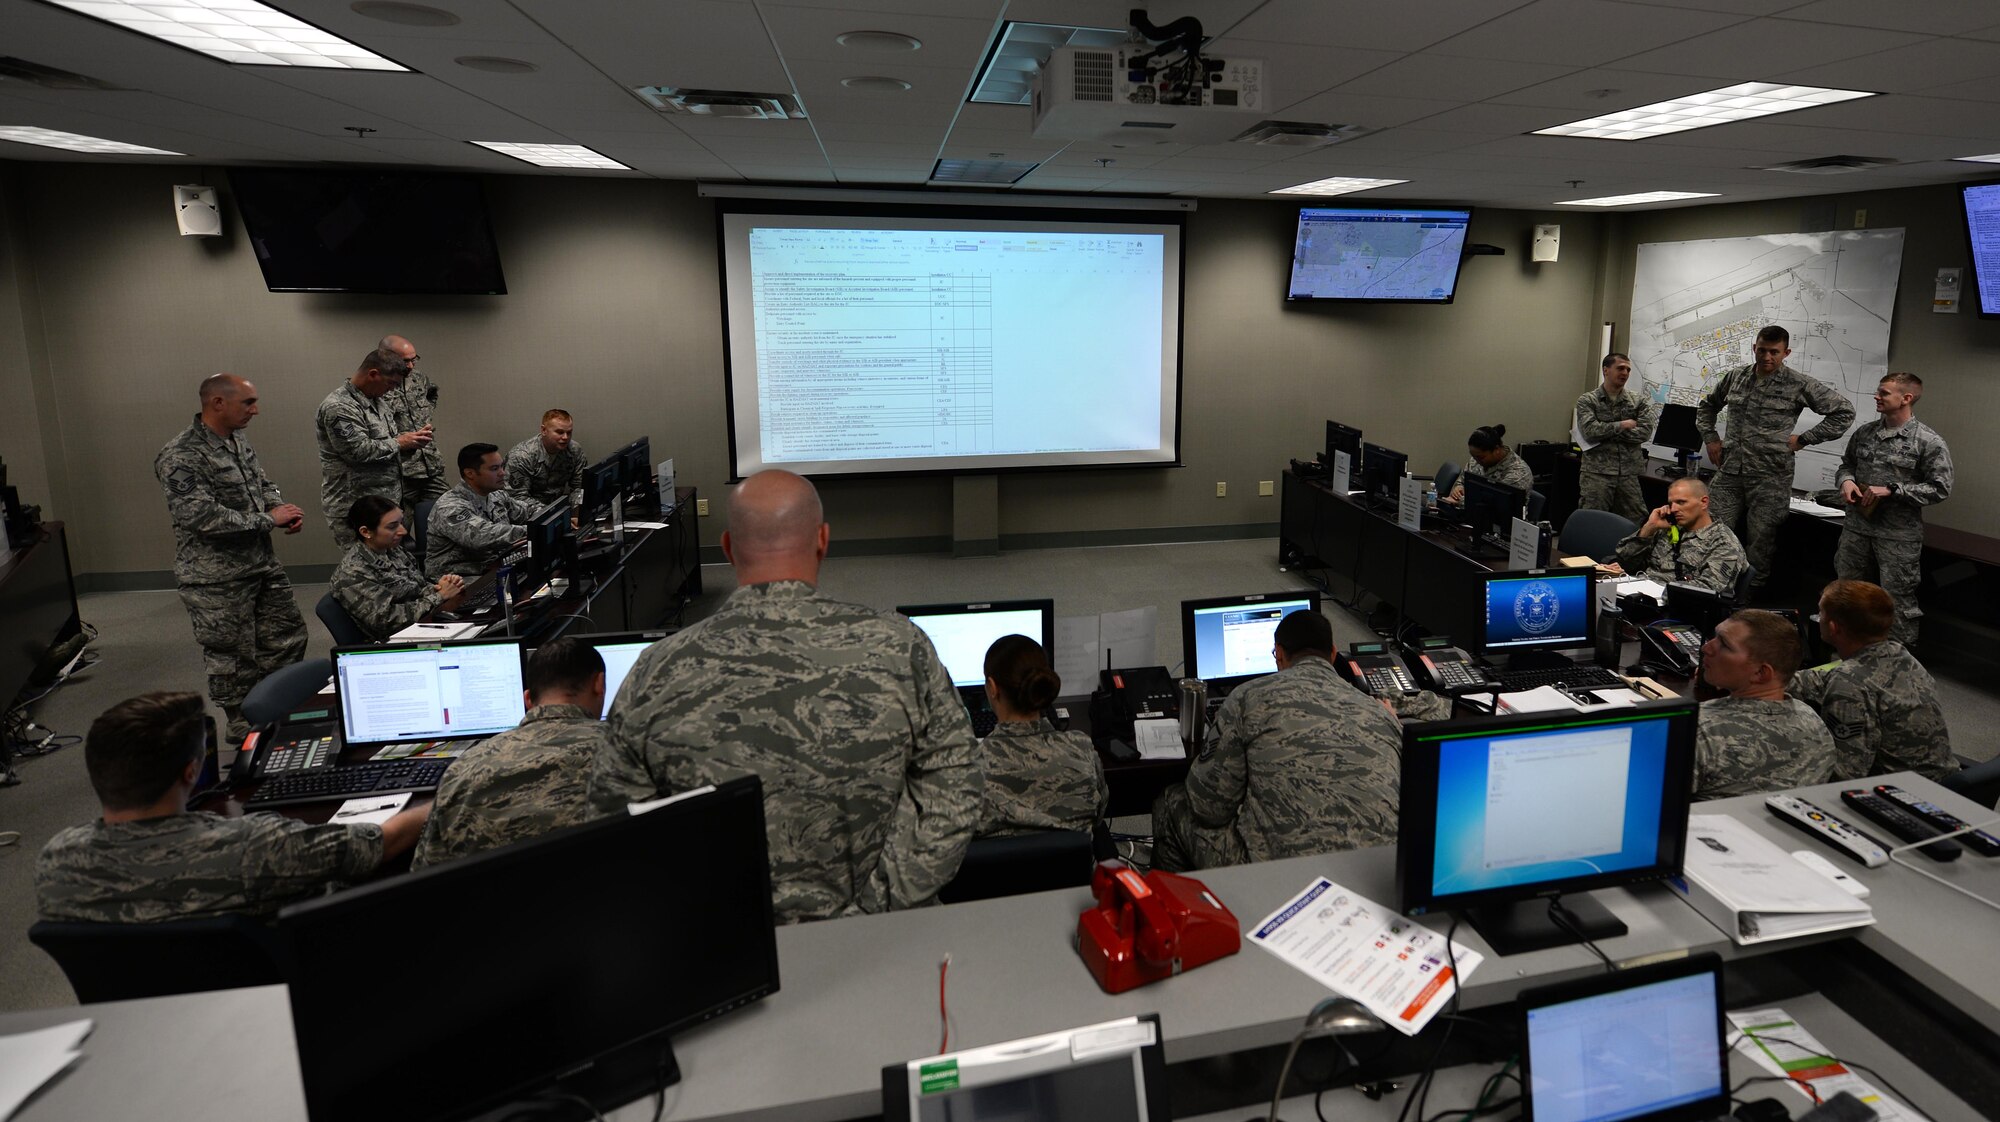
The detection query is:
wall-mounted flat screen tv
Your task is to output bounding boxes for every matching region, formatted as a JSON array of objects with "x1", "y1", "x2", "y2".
[
  {"x1": 1959, "y1": 180, "x2": 2000, "y2": 318},
  {"x1": 230, "y1": 168, "x2": 506, "y2": 295},
  {"x1": 1287, "y1": 206, "x2": 1471, "y2": 303}
]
